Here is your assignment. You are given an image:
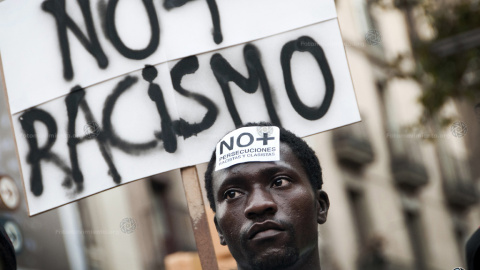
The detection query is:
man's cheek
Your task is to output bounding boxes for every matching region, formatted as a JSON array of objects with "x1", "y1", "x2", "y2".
[
  {"x1": 217, "y1": 209, "x2": 242, "y2": 235},
  {"x1": 285, "y1": 189, "x2": 315, "y2": 211},
  {"x1": 289, "y1": 194, "x2": 318, "y2": 222}
]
